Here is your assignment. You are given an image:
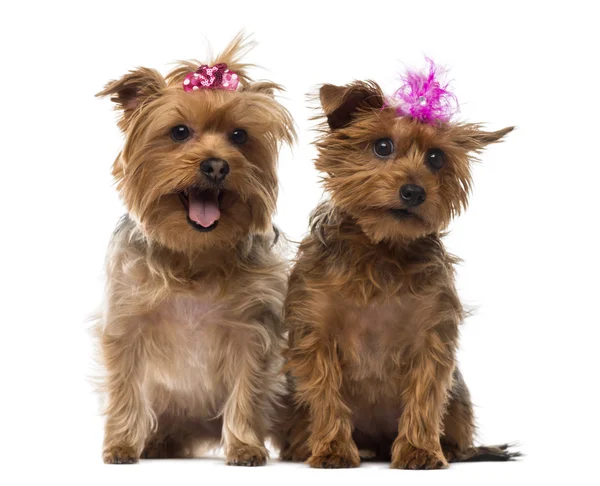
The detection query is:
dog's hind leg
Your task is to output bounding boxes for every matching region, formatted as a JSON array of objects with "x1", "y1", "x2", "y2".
[
  {"x1": 278, "y1": 398, "x2": 311, "y2": 462},
  {"x1": 142, "y1": 434, "x2": 189, "y2": 459},
  {"x1": 441, "y1": 368, "x2": 475, "y2": 461},
  {"x1": 441, "y1": 368, "x2": 519, "y2": 462},
  {"x1": 141, "y1": 416, "x2": 223, "y2": 459}
]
